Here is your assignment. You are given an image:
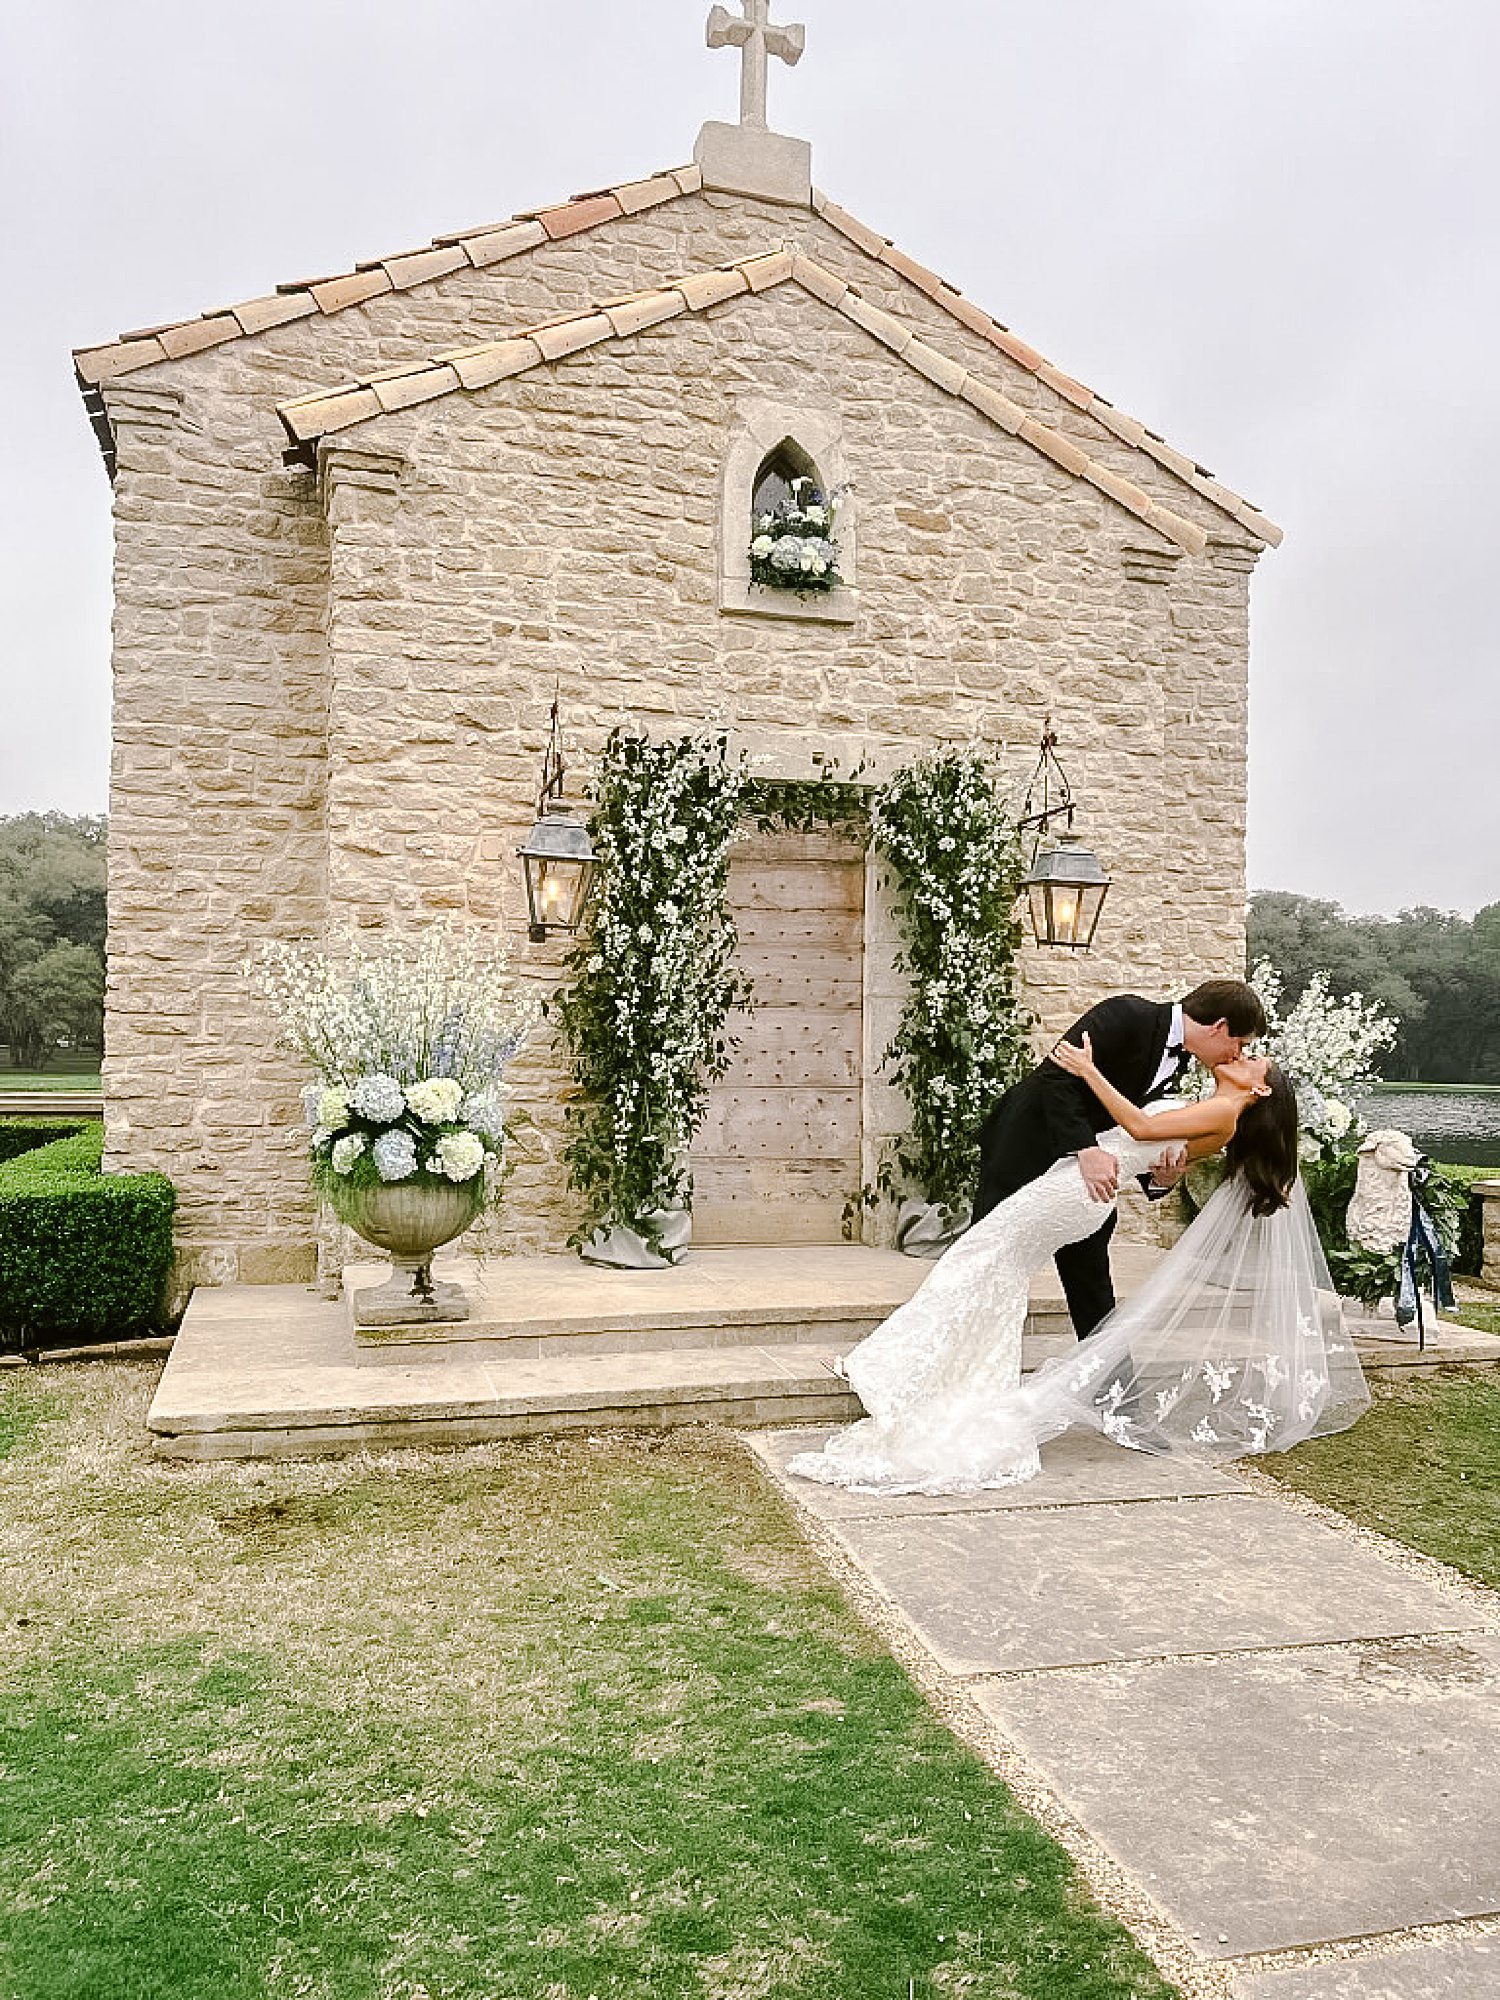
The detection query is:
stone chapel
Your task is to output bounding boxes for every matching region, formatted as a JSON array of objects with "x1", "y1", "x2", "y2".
[{"x1": 74, "y1": 5, "x2": 1280, "y2": 1287}]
